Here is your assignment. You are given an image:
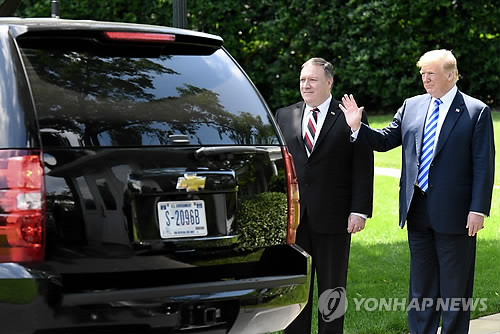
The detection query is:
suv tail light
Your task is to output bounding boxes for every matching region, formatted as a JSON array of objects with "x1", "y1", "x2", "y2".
[
  {"x1": 0, "y1": 150, "x2": 45, "y2": 262},
  {"x1": 103, "y1": 31, "x2": 176, "y2": 43},
  {"x1": 281, "y1": 147, "x2": 300, "y2": 245}
]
